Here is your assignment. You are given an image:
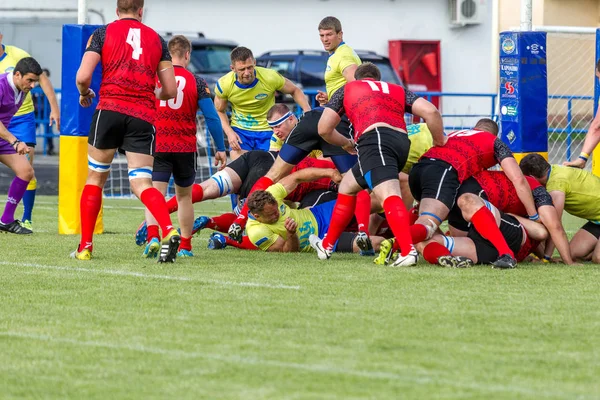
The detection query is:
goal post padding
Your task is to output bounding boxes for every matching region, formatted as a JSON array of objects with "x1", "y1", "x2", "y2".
[
  {"x1": 499, "y1": 31, "x2": 548, "y2": 163},
  {"x1": 59, "y1": 24, "x2": 104, "y2": 235}
]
